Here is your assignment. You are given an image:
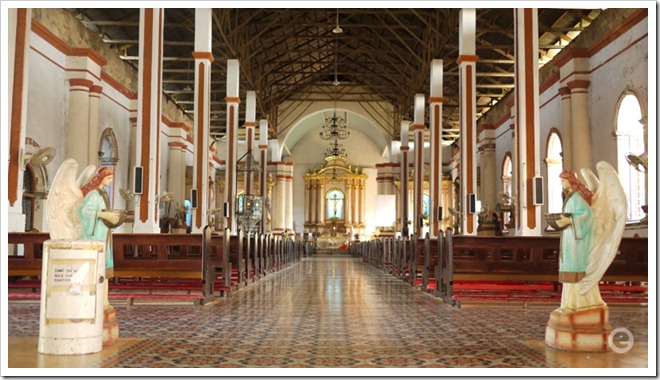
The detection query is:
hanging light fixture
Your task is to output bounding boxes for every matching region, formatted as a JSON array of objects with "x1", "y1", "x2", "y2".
[
  {"x1": 324, "y1": 138, "x2": 347, "y2": 159},
  {"x1": 332, "y1": 9, "x2": 343, "y2": 34},
  {"x1": 320, "y1": 18, "x2": 349, "y2": 144}
]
